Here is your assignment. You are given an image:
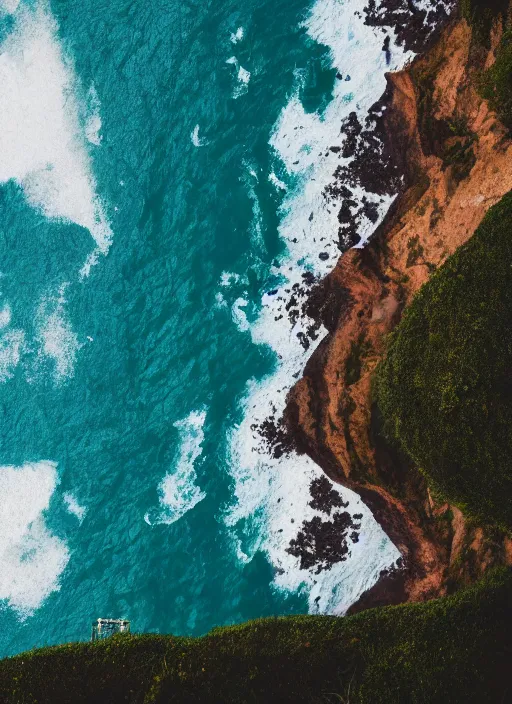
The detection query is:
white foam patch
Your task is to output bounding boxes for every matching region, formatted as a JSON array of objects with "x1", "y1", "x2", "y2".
[
  {"x1": 226, "y1": 56, "x2": 251, "y2": 98},
  {"x1": 215, "y1": 291, "x2": 228, "y2": 309},
  {"x1": 63, "y1": 492, "x2": 86, "y2": 523},
  {"x1": 0, "y1": 461, "x2": 69, "y2": 617},
  {"x1": 228, "y1": 398, "x2": 400, "y2": 612},
  {"x1": 224, "y1": 0, "x2": 420, "y2": 613},
  {"x1": 0, "y1": 328, "x2": 25, "y2": 382},
  {"x1": 230, "y1": 27, "x2": 244, "y2": 44},
  {"x1": 191, "y1": 124, "x2": 208, "y2": 147},
  {"x1": 238, "y1": 66, "x2": 251, "y2": 85},
  {"x1": 243, "y1": 164, "x2": 266, "y2": 255},
  {"x1": 85, "y1": 84, "x2": 102, "y2": 146},
  {"x1": 0, "y1": 304, "x2": 12, "y2": 329},
  {"x1": 0, "y1": 0, "x2": 20, "y2": 14},
  {"x1": 220, "y1": 271, "x2": 242, "y2": 287},
  {"x1": 413, "y1": 0, "x2": 452, "y2": 13},
  {"x1": 231, "y1": 297, "x2": 250, "y2": 332},
  {"x1": 36, "y1": 284, "x2": 80, "y2": 383},
  {"x1": 145, "y1": 410, "x2": 207, "y2": 526},
  {"x1": 268, "y1": 0, "x2": 413, "y2": 267},
  {"x1": 0, "y1": 2, "x2": 112, "y2": 276},
  {"x1": 269, "y1": 172, "x2": 287, "y2": 192},
  {"x1": 0, "y1": 290, "x2": 24, "y2": 382}
]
